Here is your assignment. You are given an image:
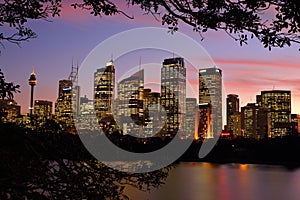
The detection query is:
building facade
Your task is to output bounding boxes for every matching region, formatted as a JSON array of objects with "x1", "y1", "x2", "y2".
[
  {"x1": 55, "y1": 80, "x2": 74, "y2": 129},
  {"x1": 34, "y1": 100, "x2": 52, "y2": 119},
  {"x1": 199, "y1": 67, "x2": 222, "y2": 138},
  {"x1": 0, "y1": 99, "x2": 21, "y2": 123},
  {"x1": 241, "y1": 103, "x2": 269, "y2": 139},
  {"x1": 161, "y1": 57, "x2": 186, "y2": 138},
  {"x1": 117, "y1": 70, "x2": 144, "y2": 135},
  {"x1": 185, "y1": 98, "x2": 197, "y2": 140},
  {"x1": 261, "y1": 90, "x2": 291, "y2": 138},
  {"x1": 94, "y1": 60, "x2": 115, "y2": 122},
  {"x1": 226, "y1": 94, "x2": 239, "y2": 134}
]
